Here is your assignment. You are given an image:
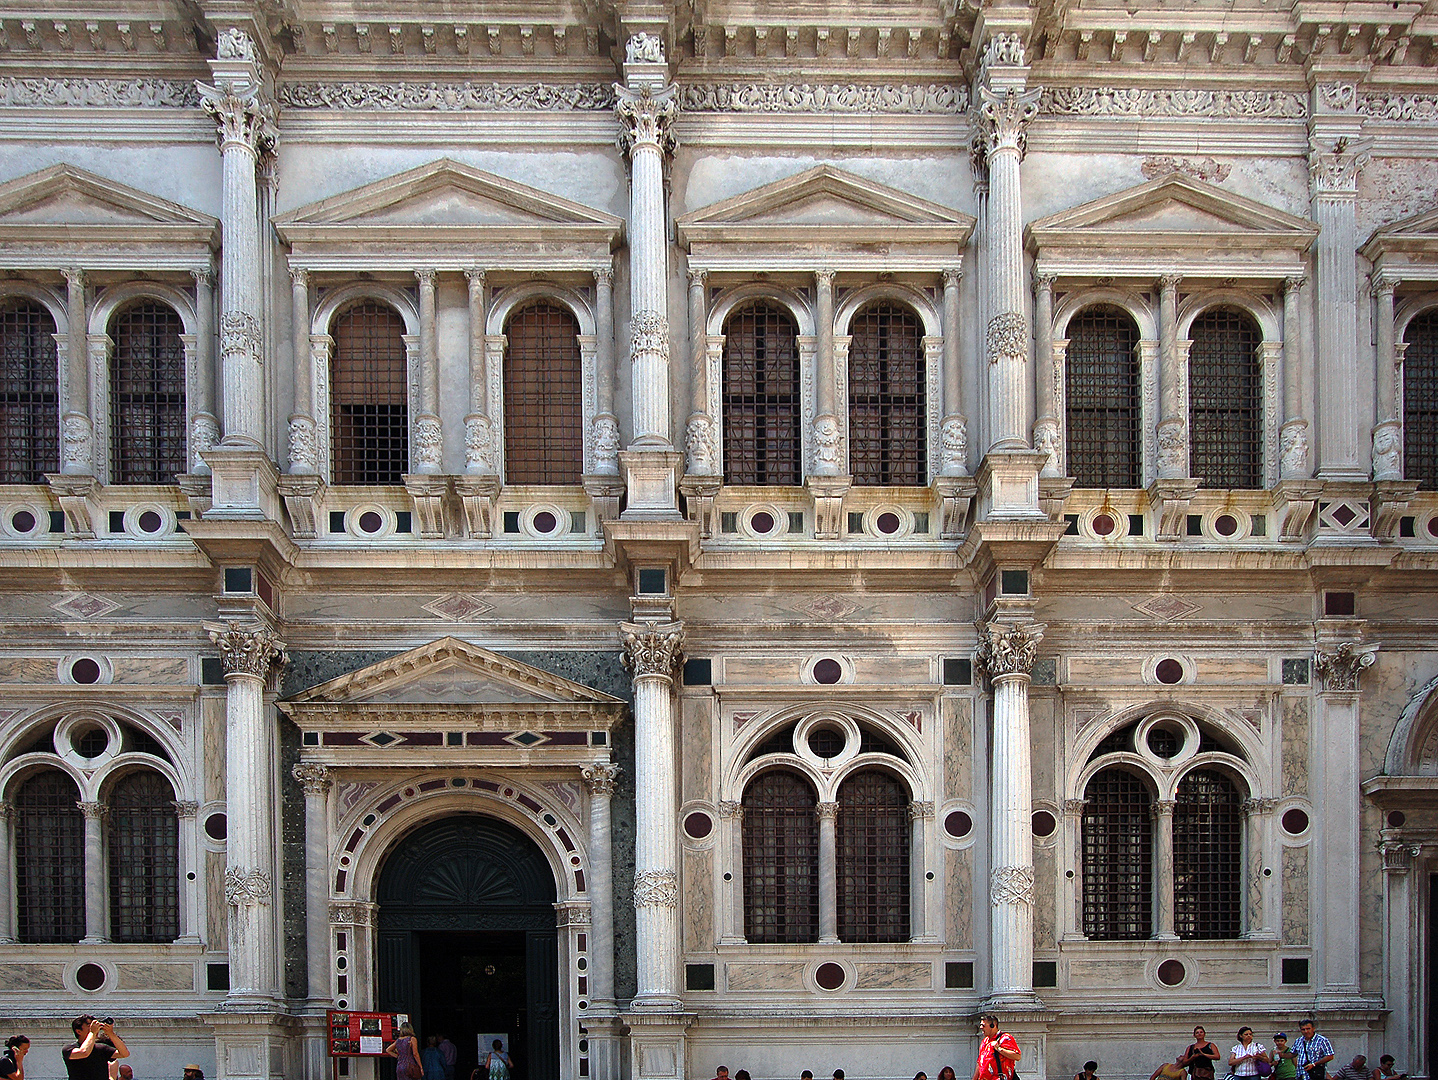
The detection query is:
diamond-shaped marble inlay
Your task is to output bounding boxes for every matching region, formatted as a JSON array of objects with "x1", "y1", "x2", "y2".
[
  {"x1": 52, "y1": 593, "x2": 120, "y2": 619},
  {"x1": 1331, "y1": 504, "x2": 1357, "y2": 528},
  {"x1": 1133, "y1": 594, "x2": 1201, "y2": 622},
  {"x1": 505, "y1": 731, "x2": 551, "y2": 748},
  {"x1": 798, "y1": 594, "x2": 859, "y2": 620},
  {"x1": 360, "y1": 731, "x2": 404, "y2": 747},
  {"x1": 423, "y1": 593, "x2": 495, "y2": 621}
]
